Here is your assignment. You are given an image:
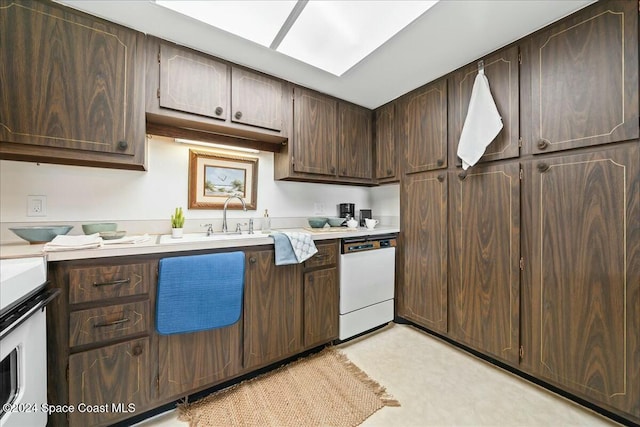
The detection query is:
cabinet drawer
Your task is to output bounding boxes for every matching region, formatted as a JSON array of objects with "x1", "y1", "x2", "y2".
[
  {"x1": 69, "y1": 301, "x2": 149, "y2": 347},
  {"x1": 69, "y1": 264, "x2": 149, "y2": 304},
  {"x1": 304, "y1": 242, "x2": 337, "y2": 269}
]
